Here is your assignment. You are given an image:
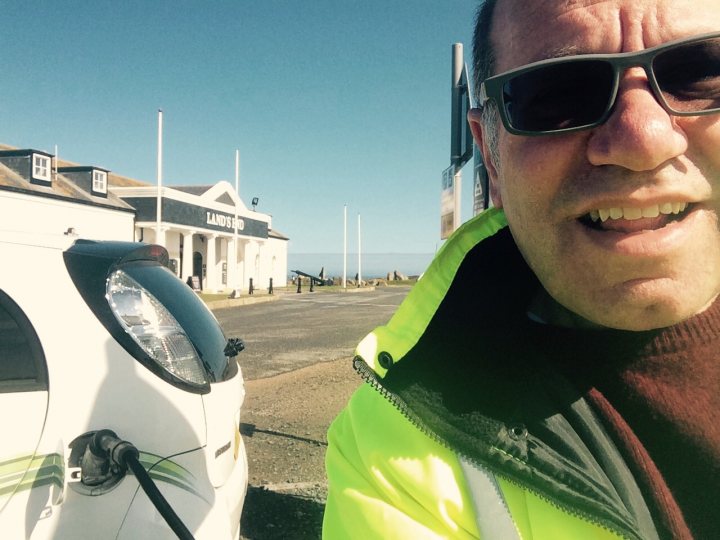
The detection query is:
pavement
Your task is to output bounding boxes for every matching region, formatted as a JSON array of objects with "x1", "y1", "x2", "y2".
[
  {"x1": 211, "y1": 286, "x2": 412, "y2": 539},
  {"x1": 213, "y1": 285, "x2": 409, "y2": 381},
  {"x1": 205, "y1": 285, "x2": 378, "y2": 310}
]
